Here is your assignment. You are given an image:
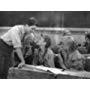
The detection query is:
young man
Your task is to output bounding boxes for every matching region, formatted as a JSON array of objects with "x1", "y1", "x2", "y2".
[{"x1": 0, "y1": 17, "x2": 37, "y2": 79}]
